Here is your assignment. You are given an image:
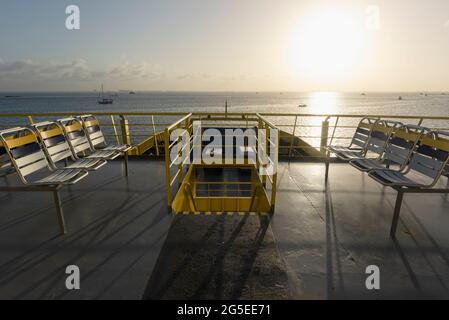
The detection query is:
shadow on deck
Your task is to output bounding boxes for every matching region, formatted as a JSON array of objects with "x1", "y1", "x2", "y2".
[
  {"x1": 0, "y1": 159, "x2": 170, "y2": 299},
  {"x1": 1, "y1": 159, "x2": 449, "y2": 299},
  {"x1": 274, "y1": 162, "x2": 449, "y2": 299}
]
